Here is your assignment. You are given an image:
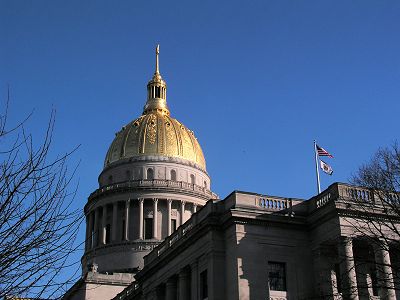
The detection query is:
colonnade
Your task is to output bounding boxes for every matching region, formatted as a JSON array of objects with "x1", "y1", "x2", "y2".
[
  {"x1": 317, "y1": 236, "x2": 396, "y2": 300},
  {"x1": 85, "y1": 198, "x2": 198, "y2": 251},
  {"x1": 151, "y1": 262, "x2": 204, "y2": 300}
]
